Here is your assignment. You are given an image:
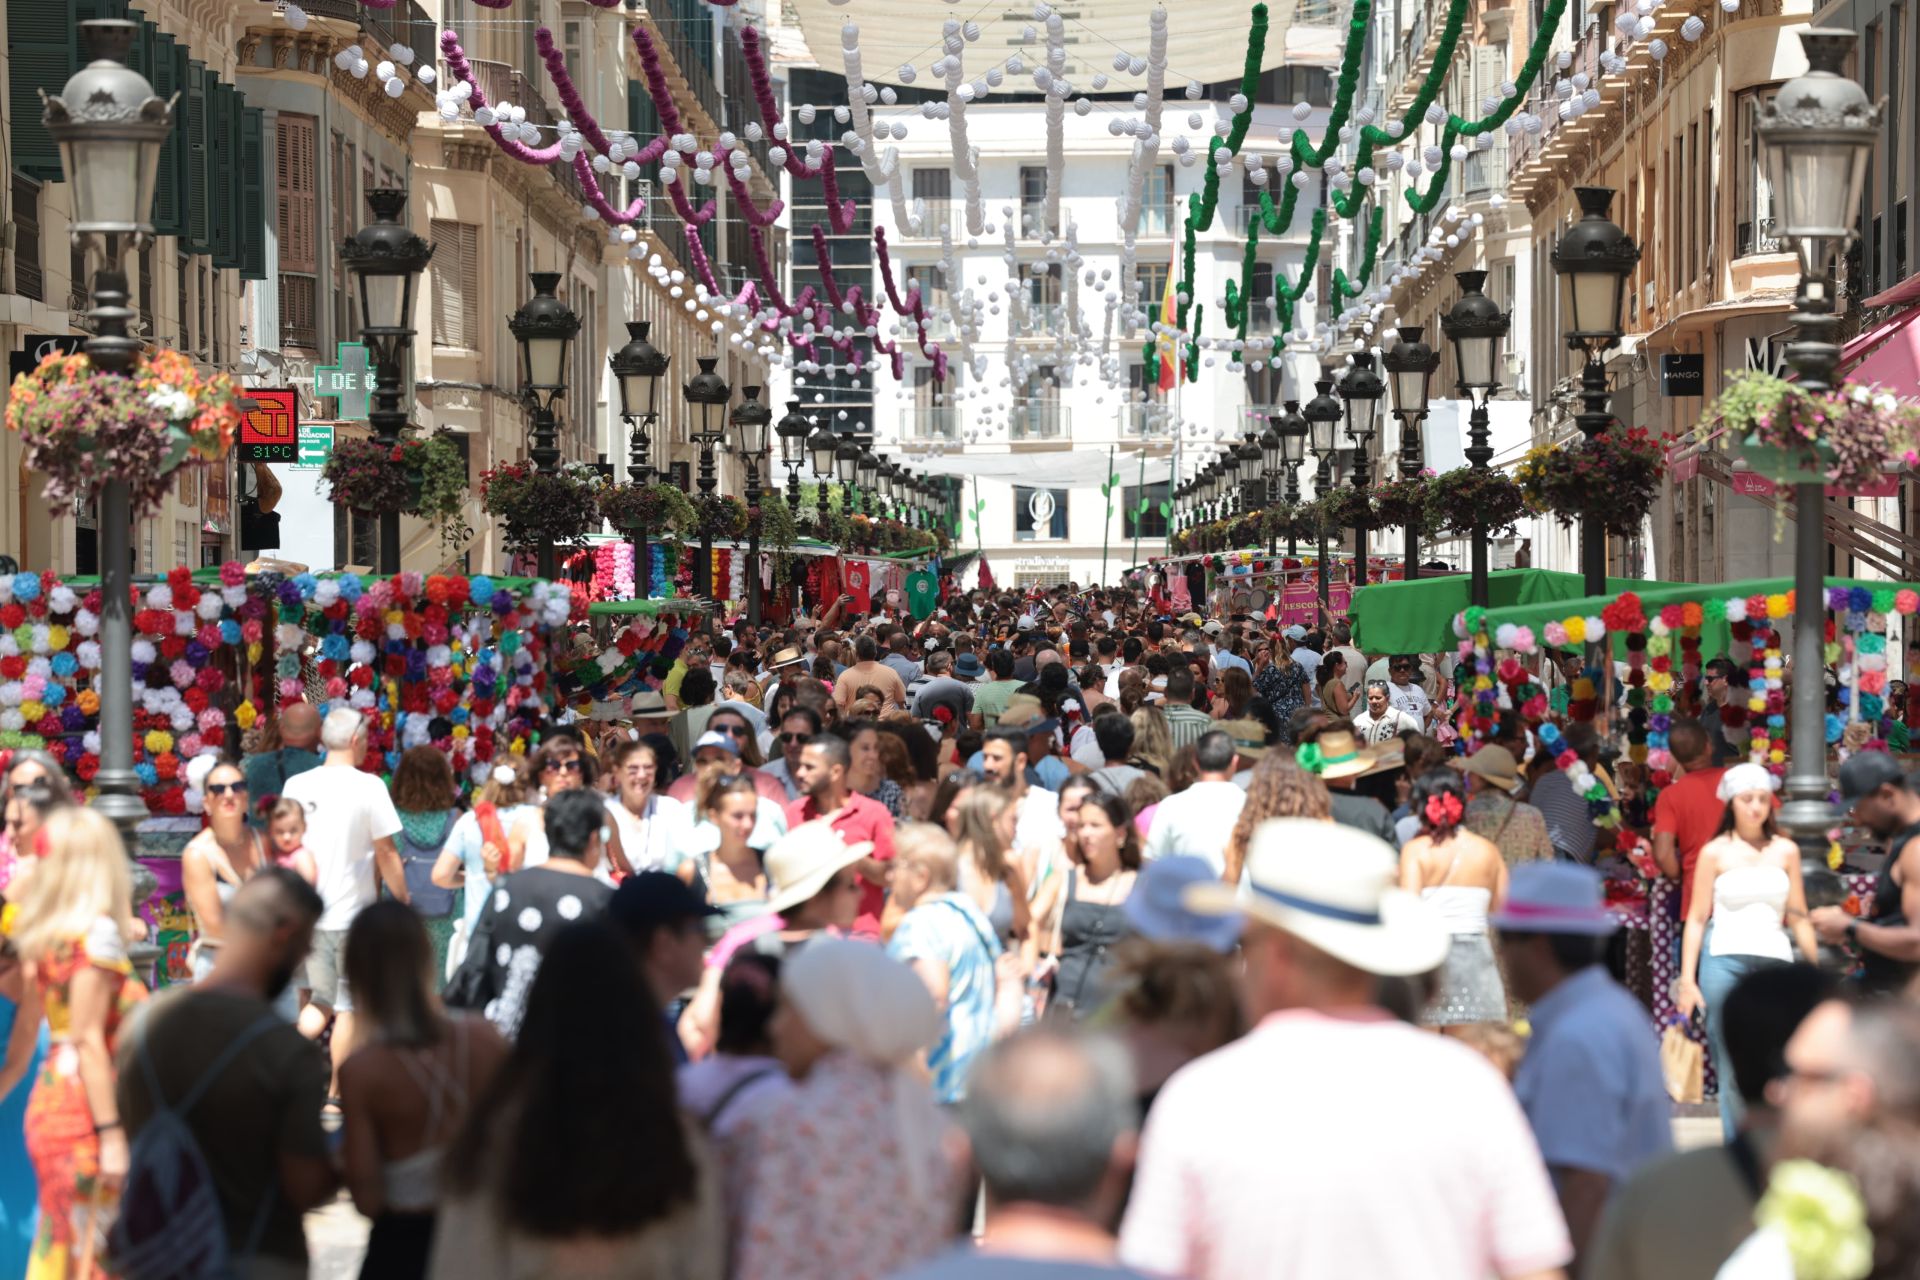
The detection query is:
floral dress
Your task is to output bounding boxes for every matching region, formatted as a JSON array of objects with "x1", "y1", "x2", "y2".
[
  {"x1": 26, "y1": 918, "x2": 145, "y2": 1280},
  {"x1": 1255, "y1": 660, "x2": 1308, "y2": 743}
]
